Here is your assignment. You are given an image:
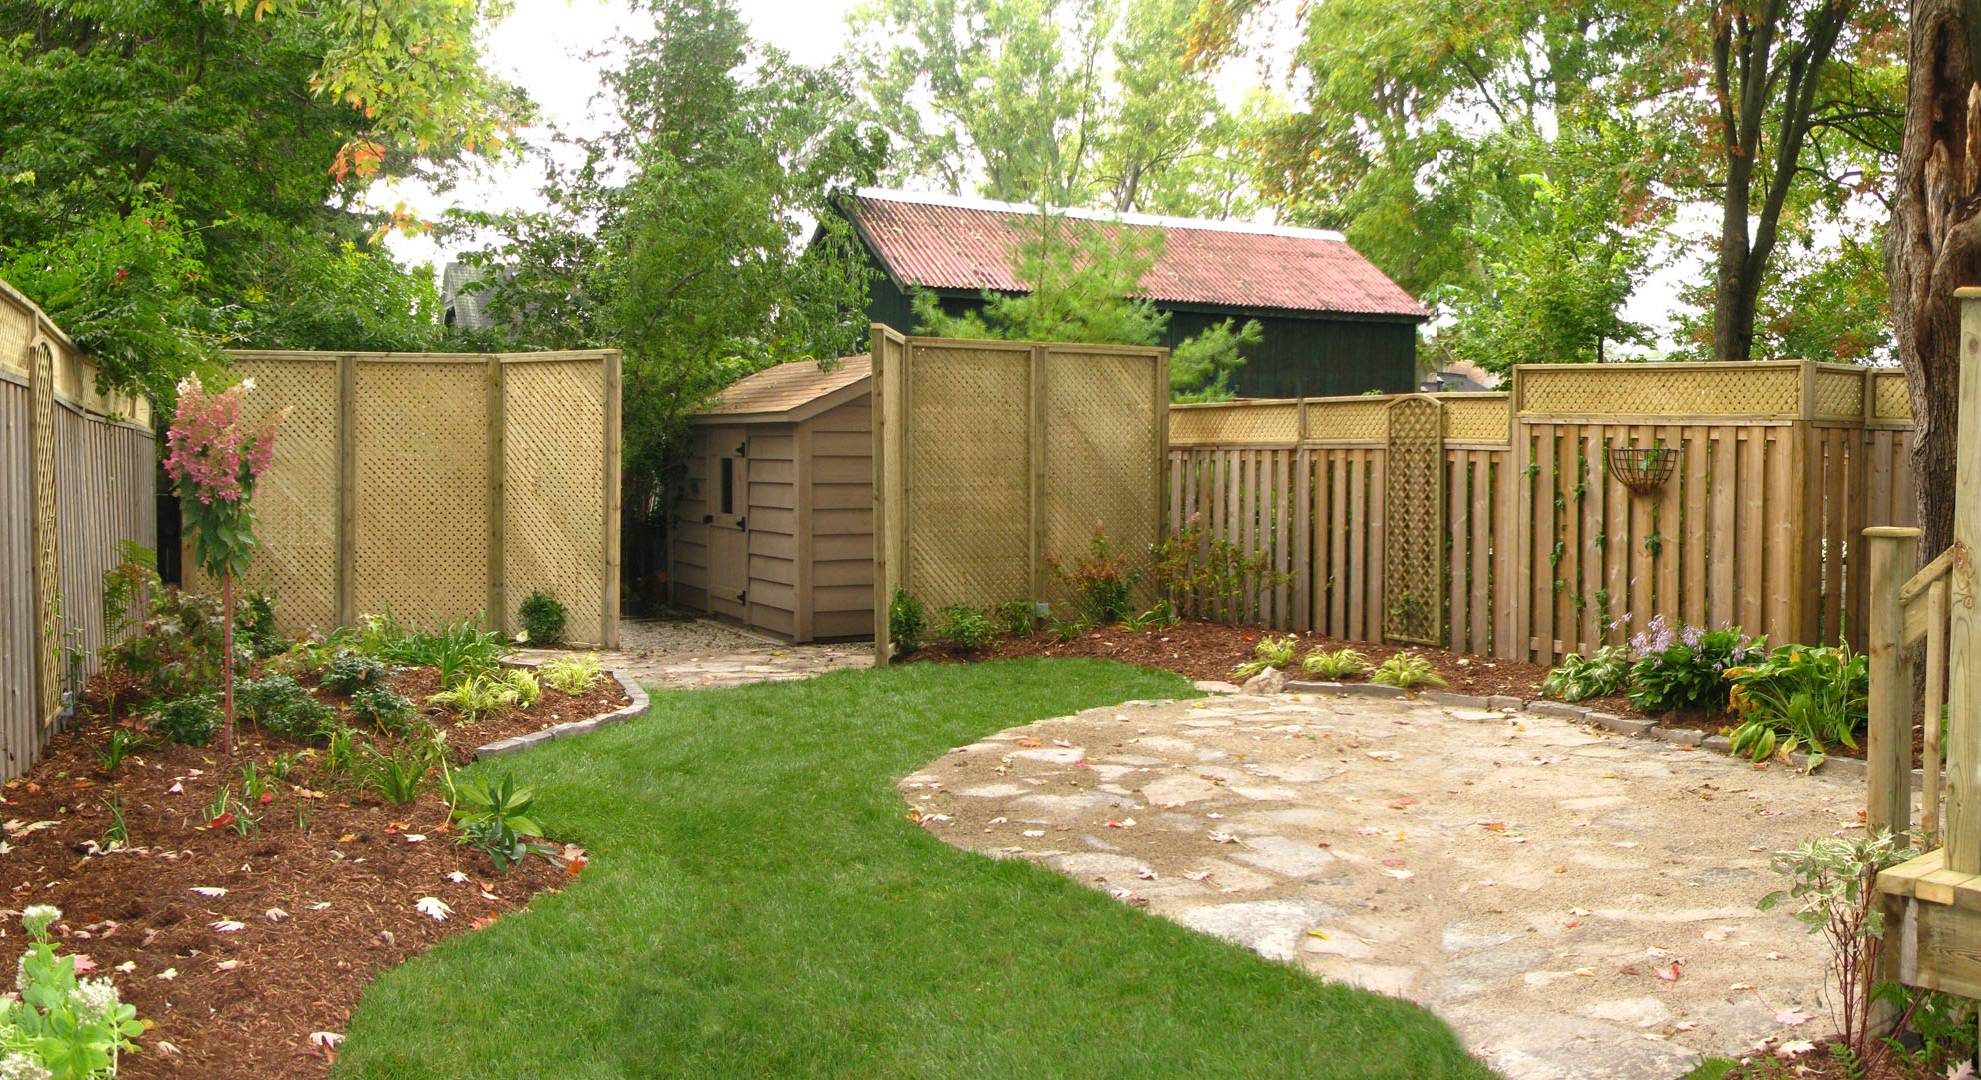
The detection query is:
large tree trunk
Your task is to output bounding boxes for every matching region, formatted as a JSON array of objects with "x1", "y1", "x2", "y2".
[
  {"x1": 1714, "y1": 160, "x2": 1758, "y2": 361},
  {"x1": 1887, "y1": 0, "x2": 1981, "y2": 560}
]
